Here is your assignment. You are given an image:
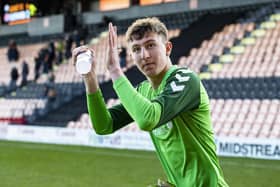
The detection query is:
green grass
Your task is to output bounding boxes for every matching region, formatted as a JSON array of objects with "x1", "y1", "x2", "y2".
[{"x1": 0, "y1": 140, "x2": 279, "y2": 187}]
